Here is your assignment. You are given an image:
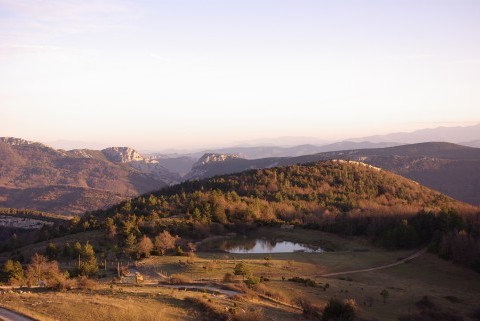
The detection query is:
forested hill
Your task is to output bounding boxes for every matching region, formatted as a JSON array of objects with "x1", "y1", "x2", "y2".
[
  {"x1": 93, "y1": 160, "x2": 476, "y2": 224},
  {"x1": 185, "y1": 142, "x2": 480, "y2": 206}
]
